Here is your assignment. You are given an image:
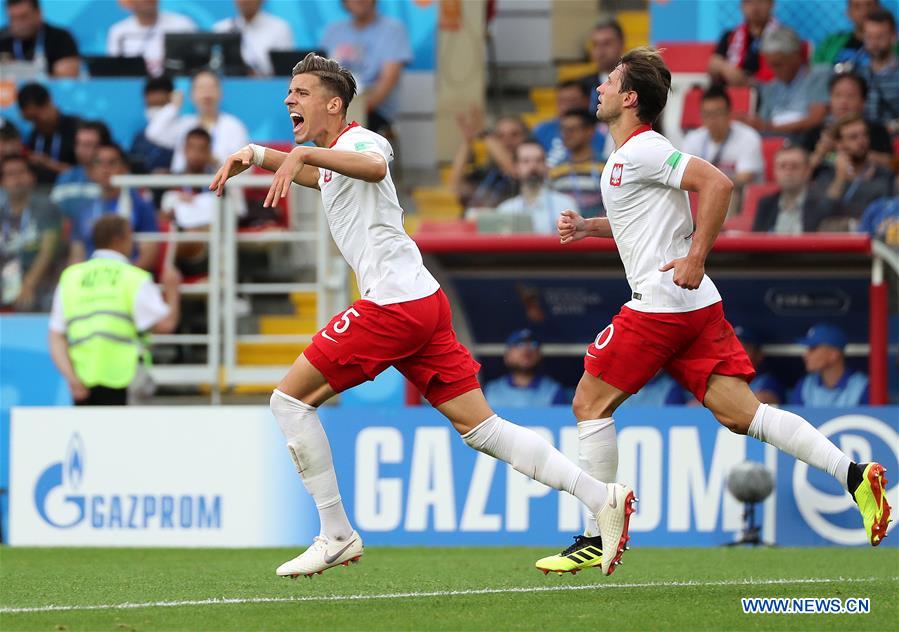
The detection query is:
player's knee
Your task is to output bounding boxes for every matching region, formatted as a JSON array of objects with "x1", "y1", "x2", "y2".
[
  {"x1": 572, "y1": 391, "x2": 616, "y2": 422},
  {"x1": 713, "y1": 409, "x2": 752, "y2": 435}
]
